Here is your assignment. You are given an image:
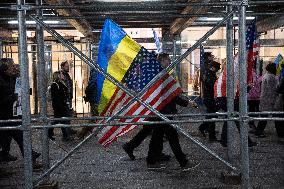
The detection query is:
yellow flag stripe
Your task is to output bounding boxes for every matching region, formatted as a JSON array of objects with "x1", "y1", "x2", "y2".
[{"x1": 98, "y1": 36, "x2": 141, "y2": 113}]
